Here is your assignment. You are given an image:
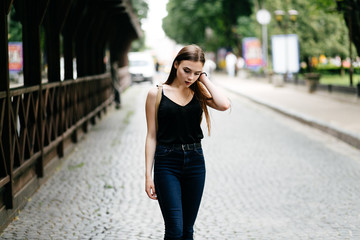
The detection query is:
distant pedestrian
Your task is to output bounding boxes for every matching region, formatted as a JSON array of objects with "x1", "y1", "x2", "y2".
[
  {"x1": 203, "y1": 58, "x2": 216, "y2": 80},
  {"x1": 236, "y1": 56, "x2": 246, "y2": 78},
  {"x1": 155, "y1": 59, "x2": 160, "y2": 72},
  {"x1": 225, "y1": 51, "x2": 237, "y2": 77},
  {"x1": 145, "y1": 44, "x2": 230, "y2": 239}
]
